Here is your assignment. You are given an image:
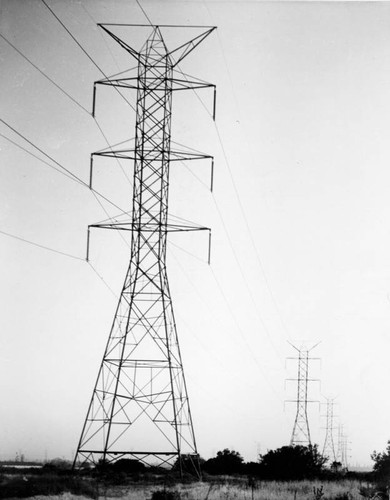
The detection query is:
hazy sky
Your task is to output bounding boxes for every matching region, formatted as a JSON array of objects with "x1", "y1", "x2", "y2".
[{"x1": 2, "y1": 0, "x2": 390, "y2": 467}]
